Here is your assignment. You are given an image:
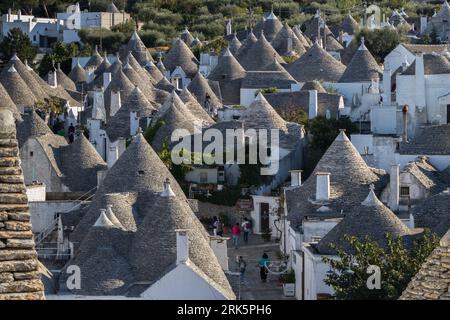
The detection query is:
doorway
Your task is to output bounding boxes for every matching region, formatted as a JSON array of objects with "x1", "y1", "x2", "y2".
[
  {"x1": 260, "y1": 203, "x2": 270, "y2": 233},
  {"x1": 447, "y1": 105, "x2": 450, "y2": 124}
]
